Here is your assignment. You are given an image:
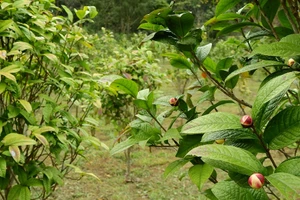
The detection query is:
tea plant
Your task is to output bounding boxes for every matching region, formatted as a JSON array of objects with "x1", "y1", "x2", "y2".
[
  {"x1": 110, "y1": 0, "x2": 300, "y2": 199},
  {"x1": 0, "y1": 1, "x2": 105, "y2": 199}
]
